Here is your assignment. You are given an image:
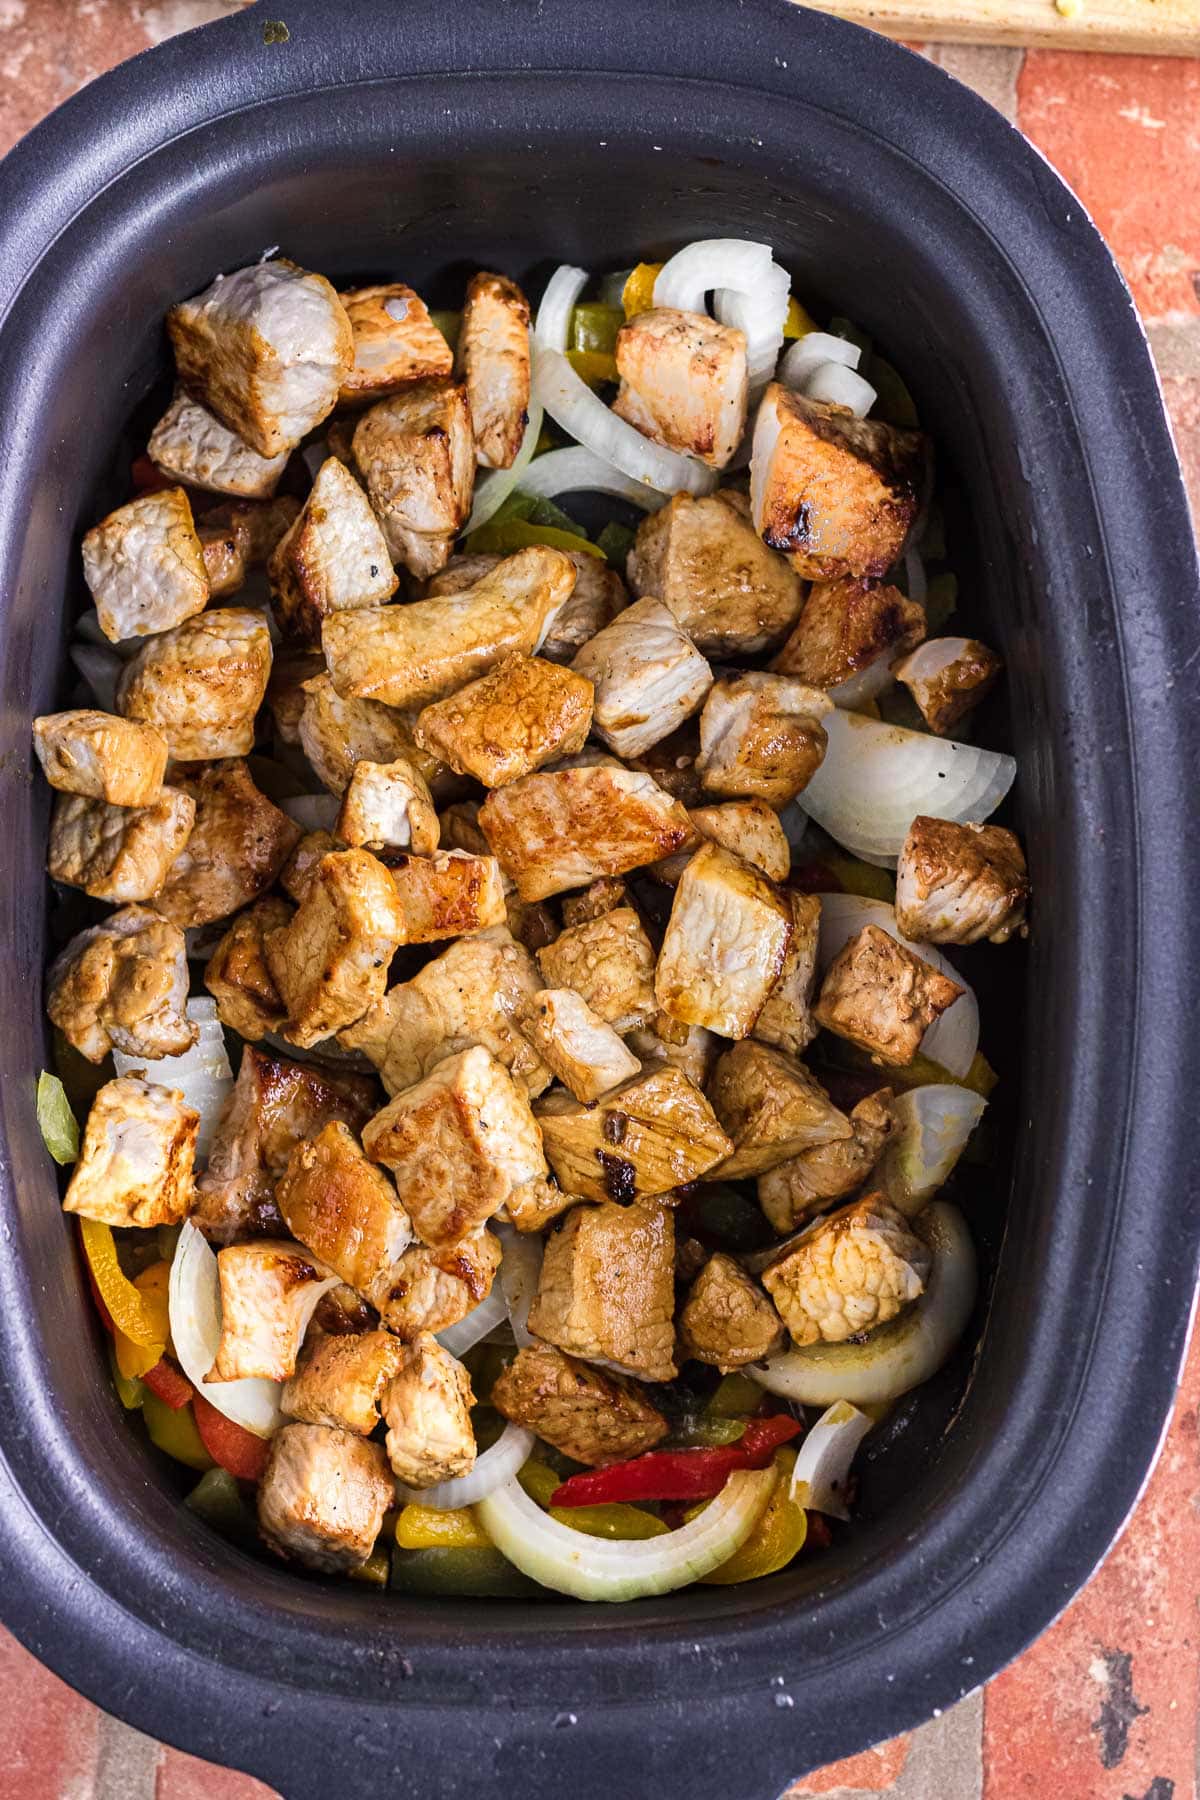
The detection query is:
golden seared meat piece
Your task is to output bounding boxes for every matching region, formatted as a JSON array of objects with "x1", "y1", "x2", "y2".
[
  {"x1": 427, "y1": 553, "x2": 626, "y2": 667},
  {"x1": 61, "y1": 1075, "x2": 198, "y2": 1227},
  {"x1": 282, "y1": 1329, "x2": 406, "y2": 1435},
  {"x1": 627, "y1": 490, "x2": 803, "y2": 658},
  {"x1": 147, "y1": 388, "x2": 289, "y2": 498},
  {"x1": 813, "y1": 923, "x2": 963, "y2": 1067},
  {"x1": 772, "y1": 575, "x2": 925, "y2": 689},
  {"x1": 208, "y1": 1240, "x2": 338, "y2": 1382},
  {"x1": 655, "y1": 841, "x2": 793, "y2": 1040},
  {"x1": 334, "y1": 756, "x2": 439, "y2": 856},
  {"x1": 168, "y1": 258, "x2": 352, "y2": 457},
  {"x1": 206, "y1": 494, "x2": 301, "y2": 566},
  {"x1": 415, "y1": 652, "x2": 593, "y2": 787},
  {"x1": 81, "y1": 487, "x2": 208, "y2": 643},
  {"x1": 624, "y1": 1015, "x2": 718, "y2": 1090},
  {"x1": 514, "y1": 988, "x2": 641, "y2": 1104},
  {"x1": 457, "y1": 271, "x2": 532, "y2": 470},
  {"x1": 751, "y1": 383, "x2": 927, "y2": 582},
  {"x1": 350, "y1": 381, "x2": 474, "y2": 578},
  {"x1": 761, "y1": 1194, "x2": 931, "y2": 1346},
  {"x1": 337, "y1": 282, "x2": 454, "y2": 407},
  {"x1": 571, "y1": 598, "x2": 712, "y2": 761},
  {"x1": 267, "y1": 649, "x2": 325, "y2": 746},
  {"x1": 258, "y1": 1423, "x2": 392, "y2": 1574},
  {"x1": 298, "y1": 672, "x2": 442, "y2": 796},
  {"x1": 383, "y1": 849, "x2": 507, "y2": 946},
  {"x1": 48, "y1": 905, "x2": 194, "y2": 1063},
  {"x1": 279, "y1": 831, "x2": 339, "y2": 906},
  {"x1": 153, "y1": 760, "x2": 301, "y2": 930},
  {"x1": 493, "y1": 1343, "x2": 669, "y2": 1466},
  {"x1": 47, "y1": 787, "x2": 195, "y2": 903},
  {"x1": 752, "y1": 891, "x2": 821, "y2": 1057},
  {"x1": 528, "y1": 1199, "x2": 678, "y2": 1383},
  {"x1": 505, "y1": 1177, "x2": 586, "y2": 1234},
  {"x1": 373, "y1": 1228, "x2": 502, "y2": 1339},
  {"x1": 758, "y1": 1089, "x2": 896, "y2": 1232},
  {"x1": 613, "y1": 307, "x2": 748, "y2": 468},
  {"x1": 678, "y1": 1254, "x2": 785, "y2": 1371},
  {"x1": 204, "y1": 896, "x2": 294, "y2": 1040},
  {"x1": 892, "y1": 637, "x2": 1004, "y2": 738},
  {"x1": 267, "y1": 457, "x2": 398, "y2": 644},
  {"x1": 116, "y1": 608, "x2": 272, "y2": 761},
  {"x1": 894, "y1": 815, "x2": 1029, "y2": 946},
  {"x1": 536, "y1": 906, "x2": 658, "y2": 1033},
  {"x1": 708, "y1": 1040, "x2": 854, "y2": 1178},
  {"x1": 33, "y1": 710, "x2": 168, "y2": 808},
  {"x1": 264, "y1": 848, "x2": 406, "y2": 1048},
  {"x1": 649, "y1": 798, "x2": 791, "y2": 886},
  {"x1": 276, "y1": 1120, "x2": 414, "y2": 1305},
  {"x1": 382, "y1": 1333, "x2": 476, "y2": 1488},
  {"x1": 696, "y1": 670, "x2": 831, "y2": 807},
  {"x1": 561, "y1": 877, "x2": 628, "y2": 927},
  {"x1": 197, "y1": 519, "x2": 247, "y2": 599},
  {"x1": 535, "y1": 1062, "x2": 732, "y2": 1204}
]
